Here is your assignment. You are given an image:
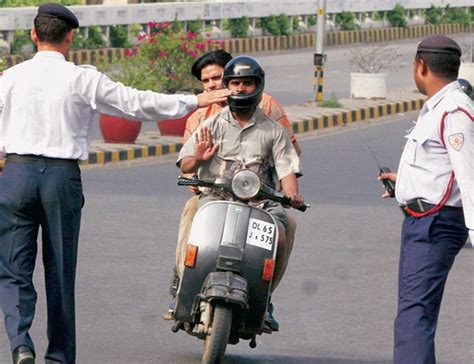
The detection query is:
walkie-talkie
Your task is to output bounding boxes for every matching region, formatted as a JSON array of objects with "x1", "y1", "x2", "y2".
[
  {"x1": 379, "y1": 166, "x2": 396, "y2": 198},
  {"x1": 368, "y1": 146, "x2": 396, "y2": 198}
]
